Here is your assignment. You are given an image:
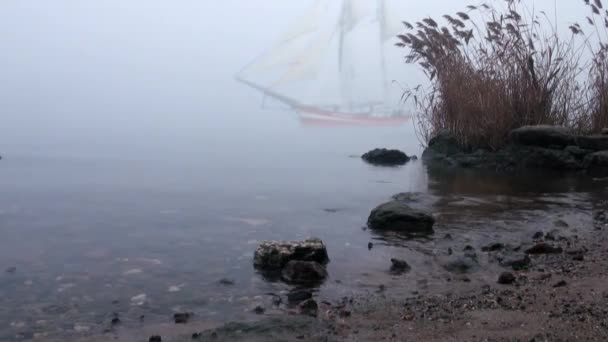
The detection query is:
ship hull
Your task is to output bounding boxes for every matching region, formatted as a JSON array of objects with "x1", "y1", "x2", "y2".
[{"x1": 297, "y1": 106, "x2": 410, "y2": 126}]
